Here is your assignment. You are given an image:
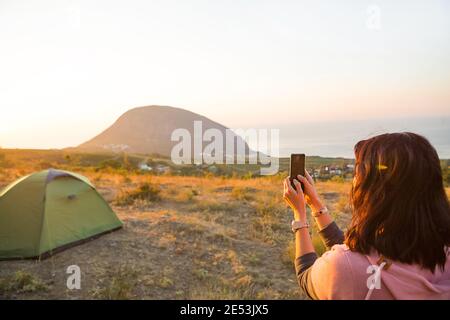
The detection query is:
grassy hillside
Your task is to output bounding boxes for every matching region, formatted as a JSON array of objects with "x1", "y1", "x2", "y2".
[
  {"x1": 0, "y1": 149, "x2": 448, "y2": 299},
  {"x1": 0, "y1": 169, "x2": 352, "y2": 300},
  {"x1": 0, "y1": 148, "x2": 353, "y2": 178}
]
